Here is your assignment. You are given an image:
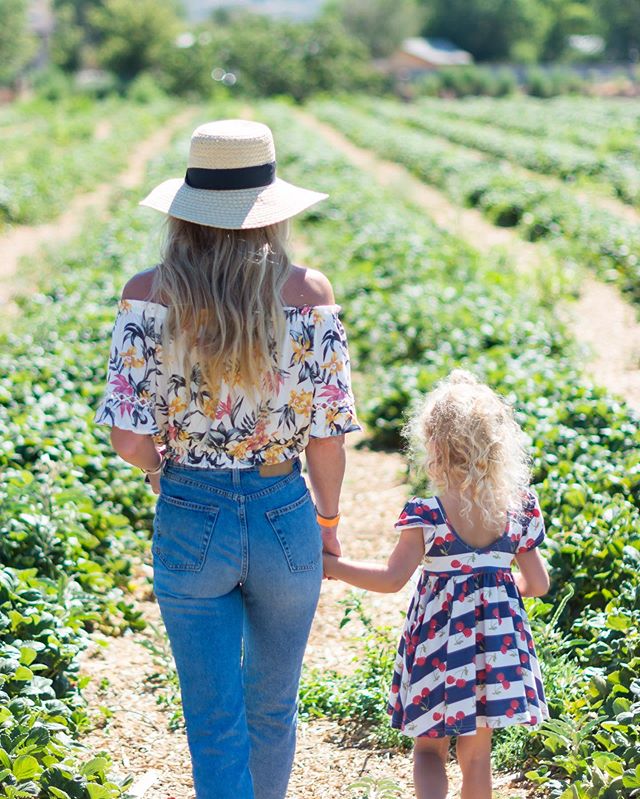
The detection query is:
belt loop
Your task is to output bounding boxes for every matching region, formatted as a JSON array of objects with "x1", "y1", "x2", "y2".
[{"x1": 232, "y1": 468, "x2": 241, "y2": 488}]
